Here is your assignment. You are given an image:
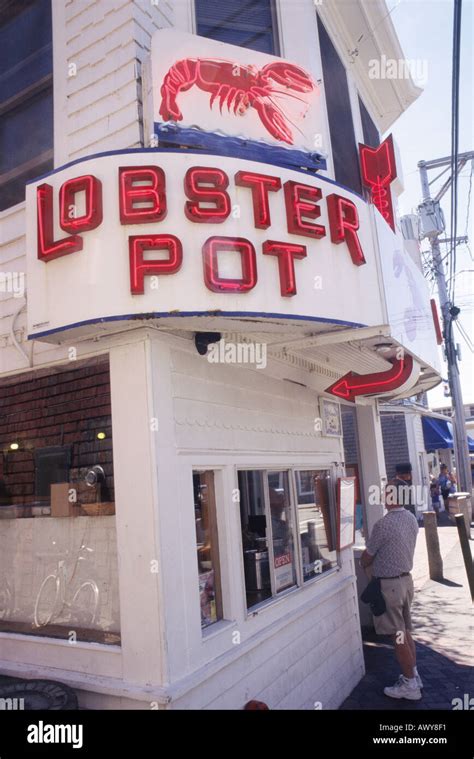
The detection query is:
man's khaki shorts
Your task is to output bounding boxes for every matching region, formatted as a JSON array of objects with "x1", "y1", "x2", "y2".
[{"x1": 373, "y1": 574, "x2": 414, "y2": 635}]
